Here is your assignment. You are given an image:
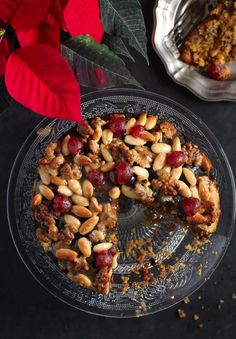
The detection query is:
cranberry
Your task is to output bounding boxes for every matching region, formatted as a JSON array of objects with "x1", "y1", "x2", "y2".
[
  {"x1": 115, "y1": 162, "x2": 133, "y2": 185},
  {"x1": 87, "y1": 169, "x2": 105, "y2": 187},
  {"x1": 181, "y1": 197, "x2": 201, "y2": 217},
  {"x1": 68, "y1": 136, "x2": 84, "y2": 155},
  {"x1": 53, "y1": 194, "x2": 71, "y2": 213},
  {"x1": 166, "y1": 151, "x2": 185, "y2": 168},
  {"x1": 109, "y1": 116, "x2": 126, "y2": 137},
  {"x1": 207, "y1": 63, "x2": 230, "y2": 81},
  {"x1": 95, "y1": 250, "x2": 113, "y2": 269},
  {"x1": 129, "y1": 125, "x2": 144, "y2": 138}
]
